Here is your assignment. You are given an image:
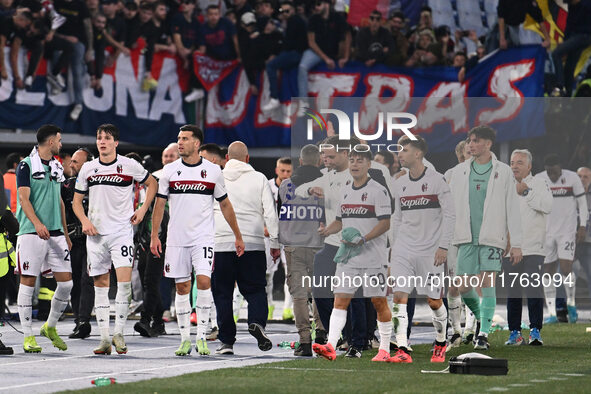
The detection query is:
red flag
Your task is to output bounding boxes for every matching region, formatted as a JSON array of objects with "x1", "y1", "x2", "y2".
[
  {"x1": 192, "y1": 53, "x2": 239, "y2": 91},
  {"x1": 347, "y1": 0, "x2": 389, "y2": 27}
]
